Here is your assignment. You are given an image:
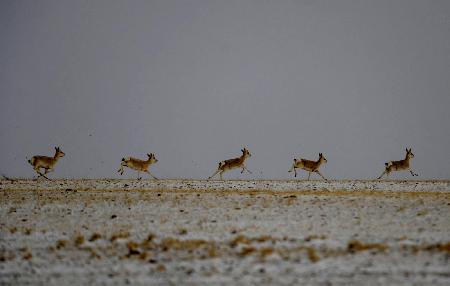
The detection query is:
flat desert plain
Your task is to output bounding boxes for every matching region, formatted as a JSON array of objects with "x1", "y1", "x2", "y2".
[{"x1": 1, "y1": 179, "x2": 450, "y2": 285}]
